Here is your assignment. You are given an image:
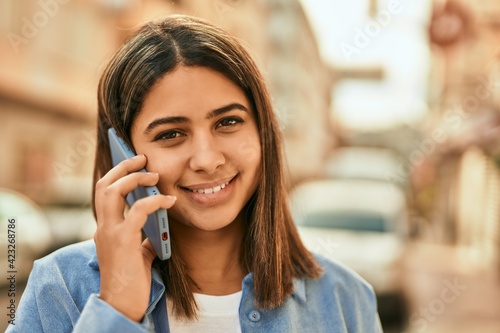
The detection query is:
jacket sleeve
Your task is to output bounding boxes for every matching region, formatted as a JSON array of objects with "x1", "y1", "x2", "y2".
[
  {"x1": 73, "y1": 294, "x2": 153, "y2": 332},
  {"x1": 5, "y1": 260, "x2": 153, "y2": 333}
]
